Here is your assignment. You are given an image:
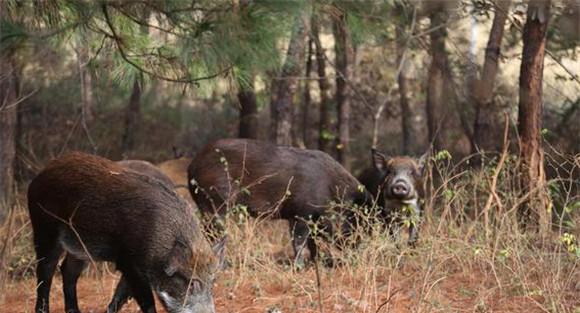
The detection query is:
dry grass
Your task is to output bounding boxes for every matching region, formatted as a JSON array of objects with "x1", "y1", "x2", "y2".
[{"x1": 1, "y1": 152, "x2": 579, "y2": 313}]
